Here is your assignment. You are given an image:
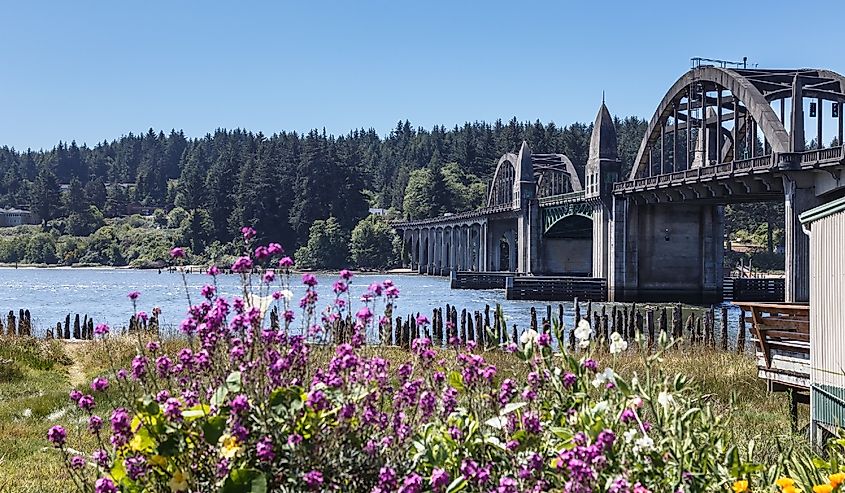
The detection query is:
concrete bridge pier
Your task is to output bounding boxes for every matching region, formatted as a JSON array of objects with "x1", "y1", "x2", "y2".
[
  {"x1": 609, "y1": 199, "x2": 724, "y2": 303},
  {"x1": 784, "y1": 176, "x2": 821, "y2": 303}
]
